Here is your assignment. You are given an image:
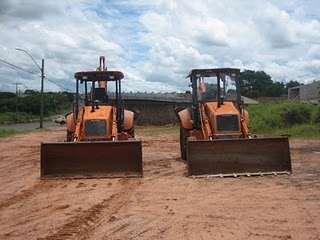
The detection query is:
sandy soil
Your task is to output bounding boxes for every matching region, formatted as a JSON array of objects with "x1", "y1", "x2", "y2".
[{"x1": 0, "y1": 126, "x2": 319, "y2": 240}]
